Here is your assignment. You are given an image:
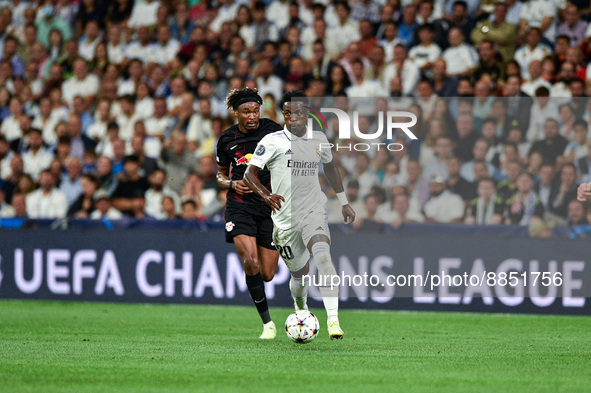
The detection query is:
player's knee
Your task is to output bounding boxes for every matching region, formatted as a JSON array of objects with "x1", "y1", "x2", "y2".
[
  {"x1": 261, "y1": 270, "x2": 275, "y2": 282},
  {"x1": 242, "y1": 256, "x2": 260, "y2": 274}
]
